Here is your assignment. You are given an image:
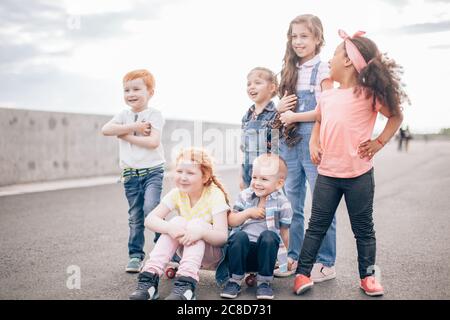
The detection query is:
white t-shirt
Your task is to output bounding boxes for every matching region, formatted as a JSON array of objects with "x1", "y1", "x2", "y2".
[{"x1": 111, "y1": 107, "x2": 165, "y2": 169}]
